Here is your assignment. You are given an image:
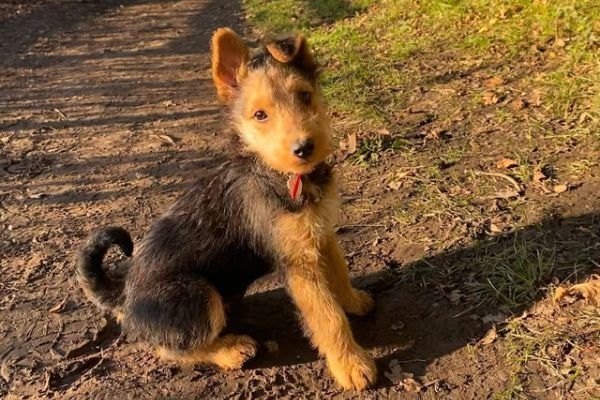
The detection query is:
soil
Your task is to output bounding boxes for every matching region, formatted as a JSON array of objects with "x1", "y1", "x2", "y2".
[{"x1": 1, "y1": 1, "x2": 599, "y2": 399}]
